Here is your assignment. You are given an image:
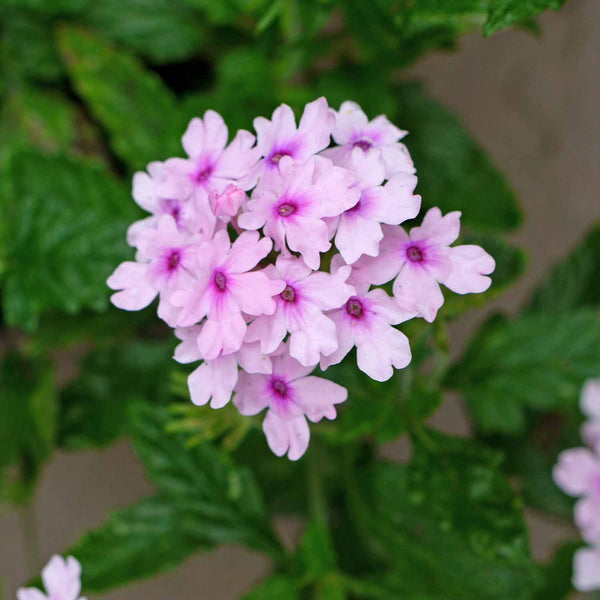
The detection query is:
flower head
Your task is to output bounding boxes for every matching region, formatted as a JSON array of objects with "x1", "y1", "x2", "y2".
[
  {"x1": 18, "y1": 555, "x2": 85, "y2": 600},
  {"x1": 234, "y1": 349, "x2": 347, "y2": 460}
]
